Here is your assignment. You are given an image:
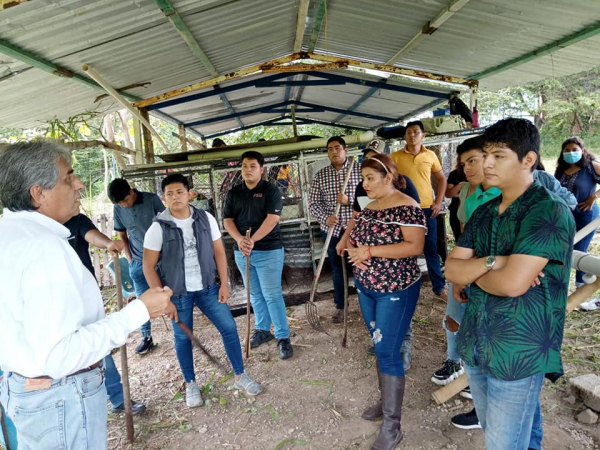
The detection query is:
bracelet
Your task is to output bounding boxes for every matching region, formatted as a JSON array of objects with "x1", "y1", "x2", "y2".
[{"x1": 367, "y1": 246, "x2": 373, "y2": 259}]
